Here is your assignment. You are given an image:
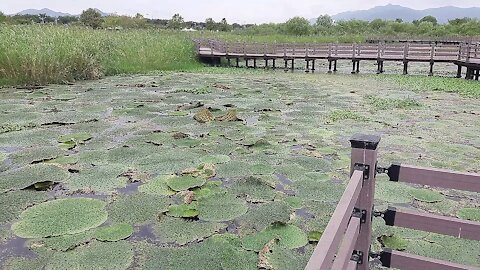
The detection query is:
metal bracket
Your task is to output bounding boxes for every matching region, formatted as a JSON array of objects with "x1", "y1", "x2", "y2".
[
  {"x1": 353, "y1": 208, "x2": 367, "y2": 224},
  {"x1": 354, "y1": 163, "x2": 370, "y2": 180},
  {"x1": 351, "y1": 250, "x2": 364, "y2": 265}
]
